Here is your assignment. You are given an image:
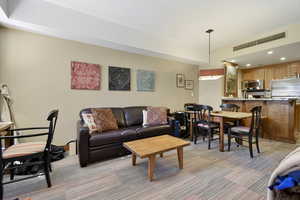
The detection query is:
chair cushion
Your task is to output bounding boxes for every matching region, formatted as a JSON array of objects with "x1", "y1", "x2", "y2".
[
  {"x1": 197, "y1": 122, "x2": 219, "y2": 129},
  {"x1": 230, "y1": 126, "x2": 250, "y2": 134},
  {"x1": 224, "y1": 121, "x2": 235, "y2": 127},
  {"x1": 3, "y1": 142, "x2": 46, "y2": 159}
]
